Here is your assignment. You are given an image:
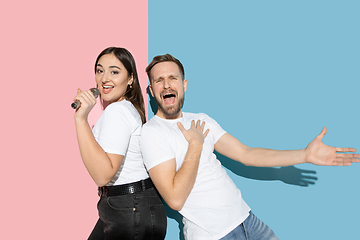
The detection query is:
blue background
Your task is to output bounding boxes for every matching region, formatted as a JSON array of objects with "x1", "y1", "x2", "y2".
[{"x1": 148, "y1": 1, "x2": 360, "y2": 239}]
